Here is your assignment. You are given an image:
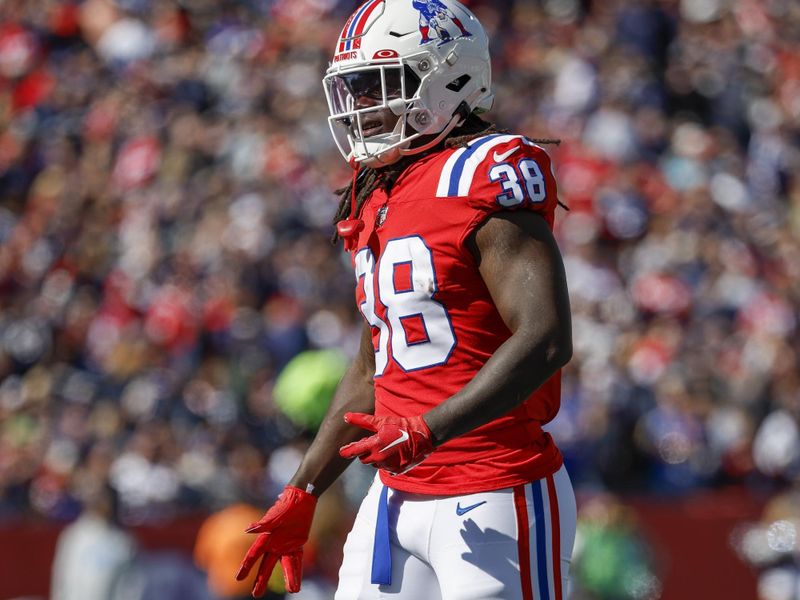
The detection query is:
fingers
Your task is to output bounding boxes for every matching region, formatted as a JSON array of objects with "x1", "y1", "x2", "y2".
[
  {"x1": 245, "y1": 501, "x2": 285, "y2": 533},
  {"x1": 236, "y1": 533, "x2": 270, "y2": 580},
  {"x1": 344, "y1": 412, "x2": 378, "y2": 432},
  {"x1": 237, "y1": 534, "x2": 303, "y2": 597},
  {"x1": 245, "y1": 511, "x2": 275, "y2": 534},
  {"x1": 339, "y1": 436, "x2": 377, "y2": 459},
  {"x1": 281, "y1": 550, "x2": 304, "y2": 593},
  {"x1": 252, "y1": 551, "x2": 280, "y2": 598},
  {"x1": 340, "y1": 413, "x2": 381, "y2": 460},
  {"x1": 245, "y1": 518, "x2": 277, "y2": 534}
]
